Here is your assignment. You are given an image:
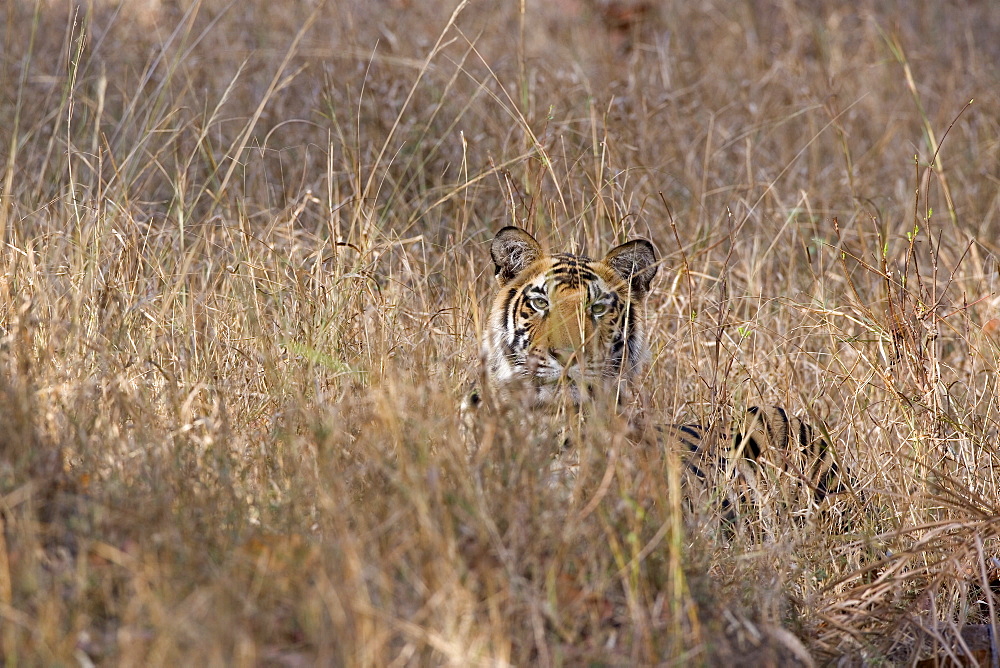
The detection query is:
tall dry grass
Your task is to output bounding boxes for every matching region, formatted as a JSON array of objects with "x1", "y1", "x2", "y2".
[{"x1": 1, "y1": 0, "x2": 999, "y2": 664}]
